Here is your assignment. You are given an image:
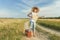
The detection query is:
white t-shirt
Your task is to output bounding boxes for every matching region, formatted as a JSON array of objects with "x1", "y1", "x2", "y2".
[{"x1": 30, "y1": 12, "x2": 38, "y2": 21}]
